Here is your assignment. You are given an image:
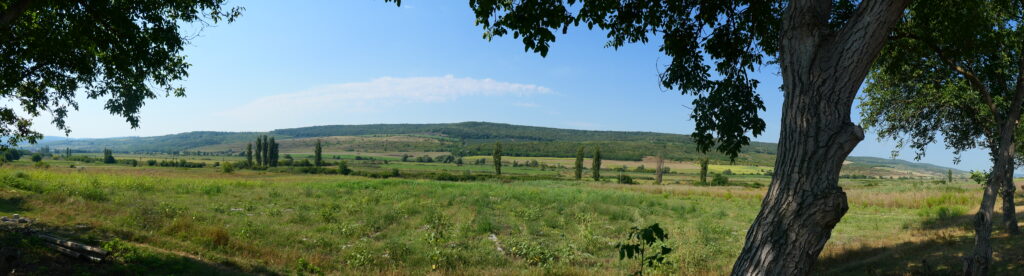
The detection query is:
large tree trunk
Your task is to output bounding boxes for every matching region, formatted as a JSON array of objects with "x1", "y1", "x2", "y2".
[
  {"x1": 730, "y1": 1, "x2": 909, "y2": 275},
  {"x1": 1002, "y1": 176, "x2": 1020, "y2": 235},
  {"x1": 965, "y1": 120, "x2": 1018, "y2": 275}
]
